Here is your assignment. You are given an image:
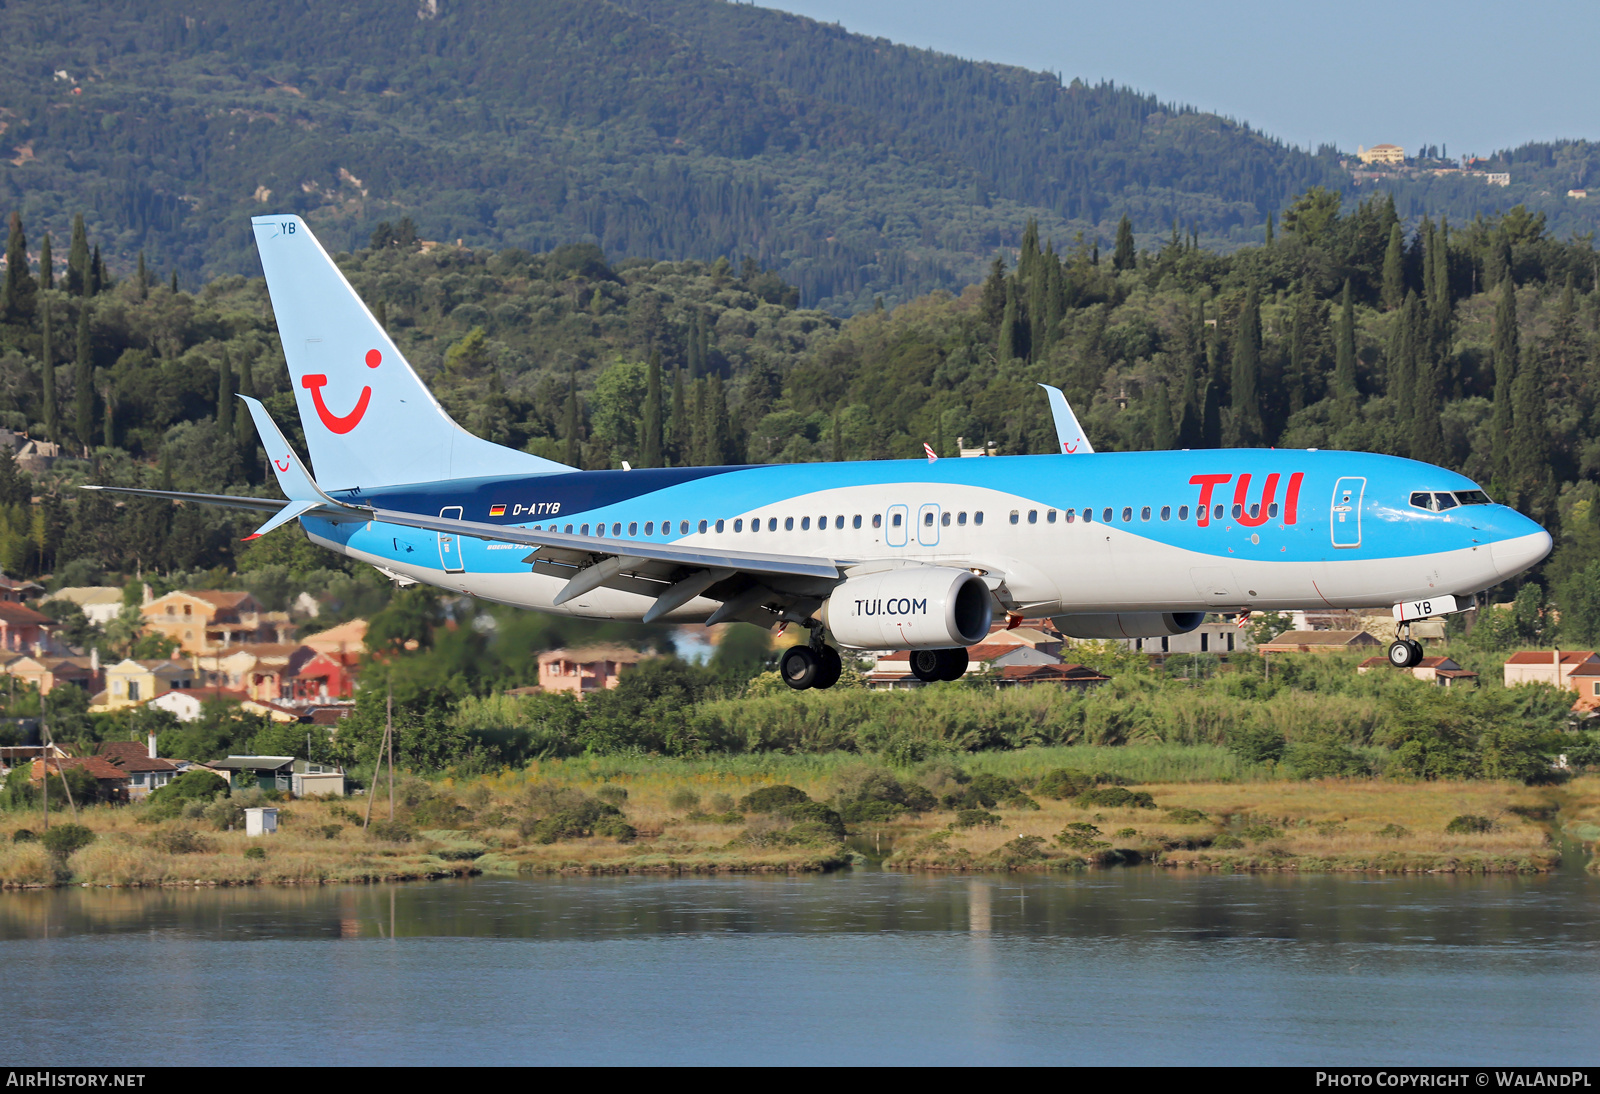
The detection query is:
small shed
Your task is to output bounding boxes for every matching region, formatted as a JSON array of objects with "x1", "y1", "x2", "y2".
[
  {"x1": 291, "y1": 767, "x2": 346, "y2": 798},
  {"x1": 244, "y1": 807, "x2": 278, "y2": 837}
]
